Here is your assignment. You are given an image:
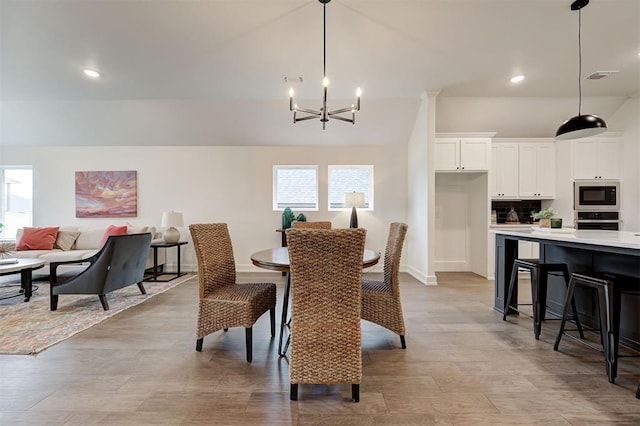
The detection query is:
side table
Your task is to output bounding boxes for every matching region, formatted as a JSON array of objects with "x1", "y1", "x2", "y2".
[{"x1": 145, "y1": 241, "x2": 188, "y2": 282}]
